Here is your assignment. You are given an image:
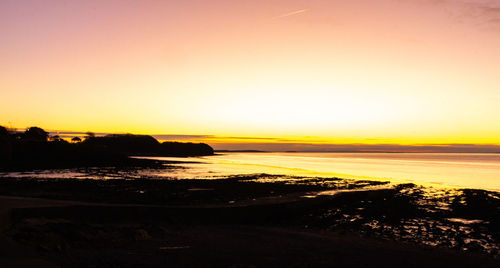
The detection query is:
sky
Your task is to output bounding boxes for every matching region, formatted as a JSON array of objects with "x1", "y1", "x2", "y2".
[{"x1": 1, "y1": 0, "x2": 500, "y2": 150}]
